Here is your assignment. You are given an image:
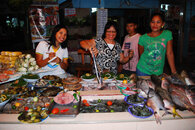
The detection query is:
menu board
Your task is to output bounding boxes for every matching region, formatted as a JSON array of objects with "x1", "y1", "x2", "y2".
[{"x1": 97, "y1": 9, "x2": 108, "y2": 38}]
